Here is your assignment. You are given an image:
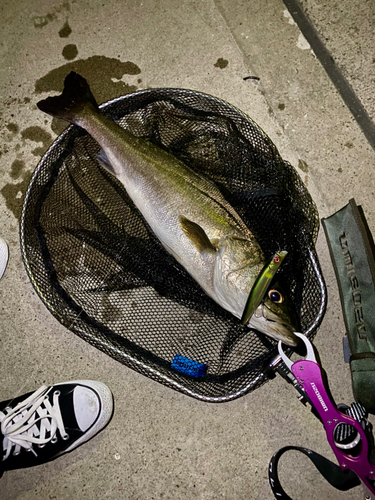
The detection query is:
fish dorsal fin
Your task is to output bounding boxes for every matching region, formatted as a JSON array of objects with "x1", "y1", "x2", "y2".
[{"x1": 179, "y1": 216, "x2": 216, "y2": 254}]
